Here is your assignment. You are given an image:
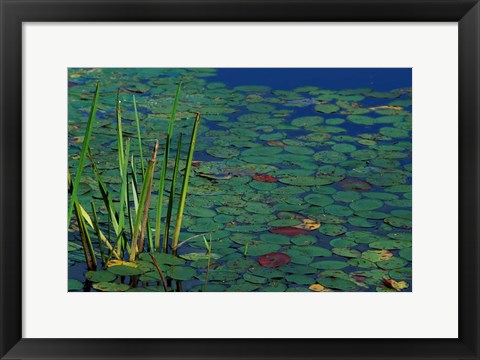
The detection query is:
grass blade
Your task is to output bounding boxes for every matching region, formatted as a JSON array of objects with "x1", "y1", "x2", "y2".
[
  {"x1": 116, "y1": 89, "x2": 124, "y2": 175},
  {"x1": 68, "y1": 82, "x2": 100, "y2": 225},
  {"x1": 73, "y1": 201, "x2": 97, "y2": 270},
  {"x1": 133, "y1": 95, "x2": 146, "y2": 176},
  {"x1": 130, "y1": 141, "x2": 158, "y2": 261},
  {"x1": 163, "y1": 133, "x2": 183, "y2": 253},
  {"x1": 172, "y1": 113, "x2": 201, "y2": 256},
  {"x1": 91, "y1": 202, "x2": 106, "y2": 267},
  {"x1": 117, "y1": 138, "x2": 131, "y2": 234},
  {"x1": 155, "y1": 82, "x2": 182, "y2": 252}
]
